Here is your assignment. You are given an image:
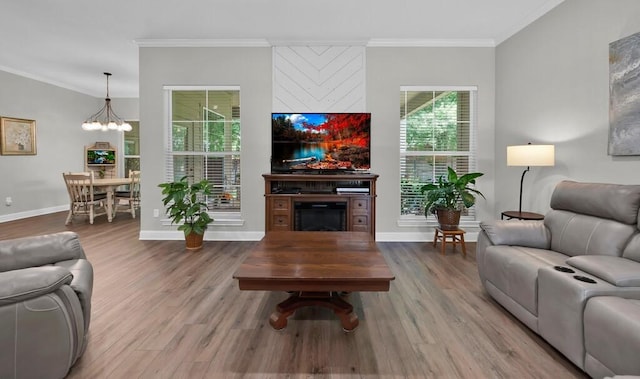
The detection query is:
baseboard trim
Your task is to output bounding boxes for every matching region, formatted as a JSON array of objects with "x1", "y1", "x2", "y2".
[
  {"x1": 140, "y1": 230, "x2": 478, "y2": 242},
  {"x1": 139, "y1": 230, "x2": 265, "y2": 241},
  {"x1": 0, "y1": 205, "x2": 67, "y2": 223}
]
